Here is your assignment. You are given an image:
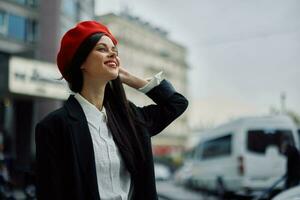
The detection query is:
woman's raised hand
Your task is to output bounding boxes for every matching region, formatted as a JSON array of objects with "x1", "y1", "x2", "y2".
[{"x1": 118, "y1": 66, "x2": 148, "y2": 89}]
